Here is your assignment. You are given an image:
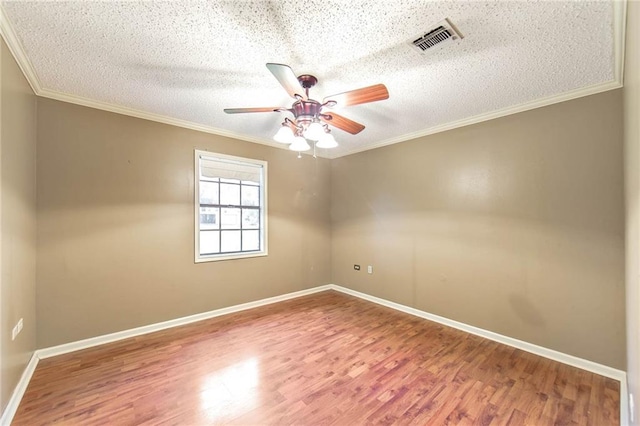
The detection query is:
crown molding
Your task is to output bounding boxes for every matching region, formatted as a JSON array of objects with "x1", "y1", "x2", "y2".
[
  {"x1": 0, "y1": 5, "x2": 42, "y2": 94},
  {"x1": 330, "y1": 79, "x2": 624, "y2": 159},
  {"x1": 614, "y1": 0, "x2": 627, "y2": 85},
  {"x1": 0, "y1": 2, "x2": 628, "y2": 160},
  {"x1": 36, "y1": 87, "x2": 289, "y2": 151},
  {"x1": 0, "y1": 4, "x2": 292, "y2": 154},
  {"x1": 329, "y1": 0, "x2": 628, "y2": 160}
]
